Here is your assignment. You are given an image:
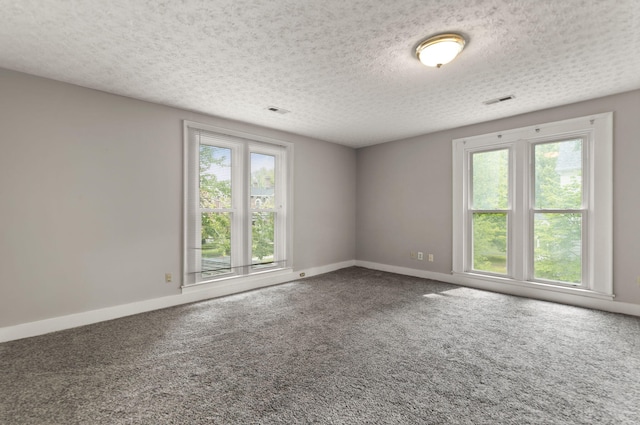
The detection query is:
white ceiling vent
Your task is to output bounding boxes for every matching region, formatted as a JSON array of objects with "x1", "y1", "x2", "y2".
[
  {"x1": 266, "y1": 106, "x2": 290, "y2": 114},
  {"x1": 483, "y1": 95, "x2": 515, "y2": 105}
]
